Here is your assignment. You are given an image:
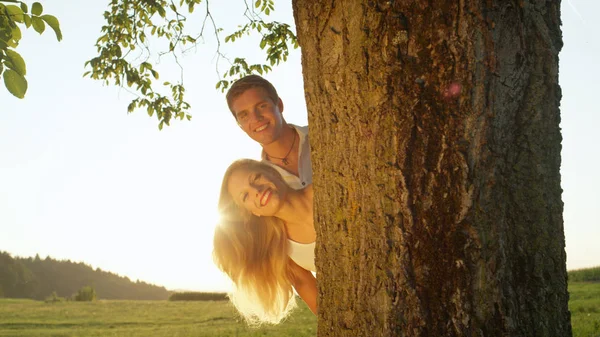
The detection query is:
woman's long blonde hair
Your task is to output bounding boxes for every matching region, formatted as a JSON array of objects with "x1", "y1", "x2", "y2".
[{"x1": 212, "y1": 159, "x2": 297, "y2": 325}]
